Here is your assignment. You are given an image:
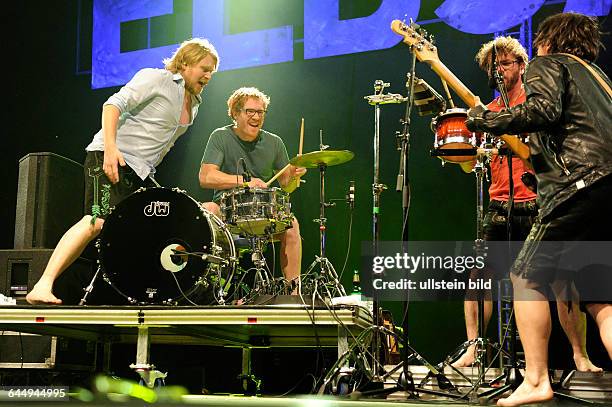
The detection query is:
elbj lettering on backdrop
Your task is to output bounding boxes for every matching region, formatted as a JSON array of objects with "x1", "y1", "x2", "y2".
[{"x1": 91, "y1": 0, "x2": 609, "y2": 89}]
